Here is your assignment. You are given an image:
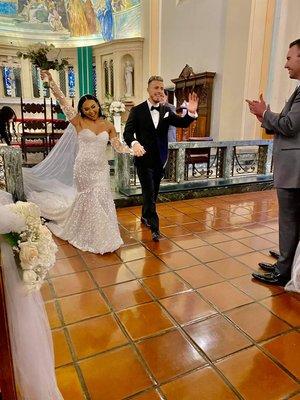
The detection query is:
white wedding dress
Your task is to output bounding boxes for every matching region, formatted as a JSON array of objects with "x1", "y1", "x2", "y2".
[
  {"x1": 285, "y1": 243, "x2": 300, "y2": 293},
  {"x1": 26, "y1": 128, "x2": 124, "y2": 254},
  {"x1": 22, "y1": 78, "x2": 132, "y2": 254}
]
